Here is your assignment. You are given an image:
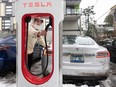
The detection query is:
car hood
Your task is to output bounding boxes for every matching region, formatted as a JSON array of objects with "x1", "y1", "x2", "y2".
[{"x1": 0, "y1": 38, "x2": 6, "y2": 43}]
